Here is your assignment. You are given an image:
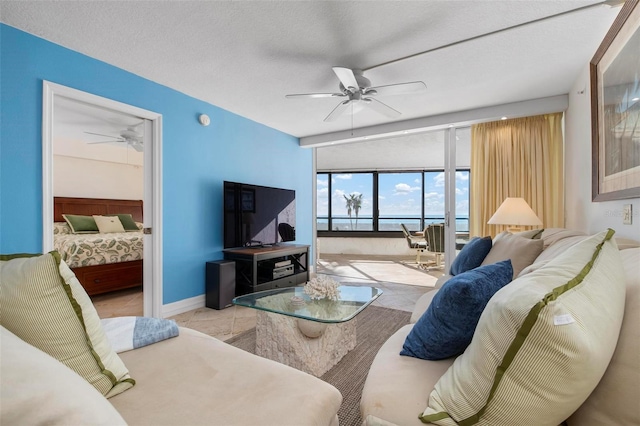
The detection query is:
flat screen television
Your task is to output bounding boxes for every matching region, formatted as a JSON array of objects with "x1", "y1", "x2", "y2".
[{"x1": 223, "y1": 181, "x2": 296, "y2": 248}]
